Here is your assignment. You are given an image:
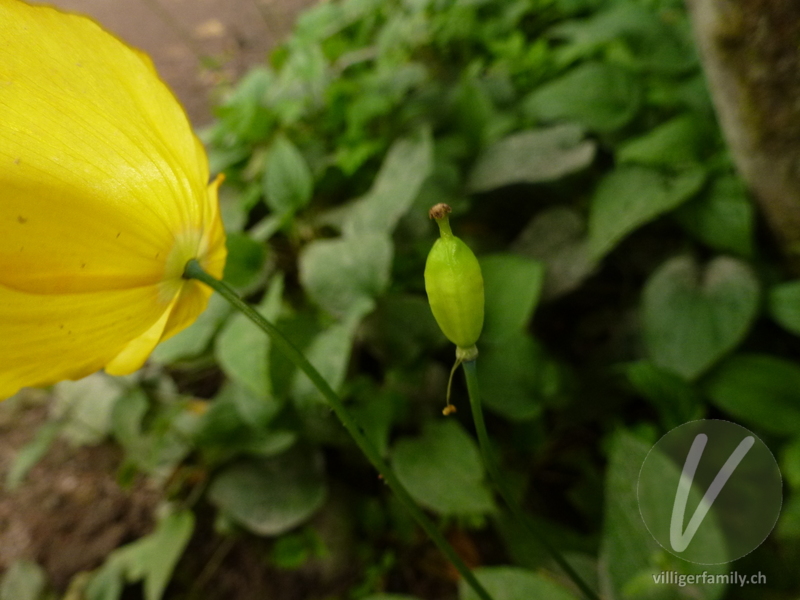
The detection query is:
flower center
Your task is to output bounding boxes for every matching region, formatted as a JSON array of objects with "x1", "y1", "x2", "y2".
[{"x1": 160, "y1": 228, "x2": 205, "y2": 302}]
